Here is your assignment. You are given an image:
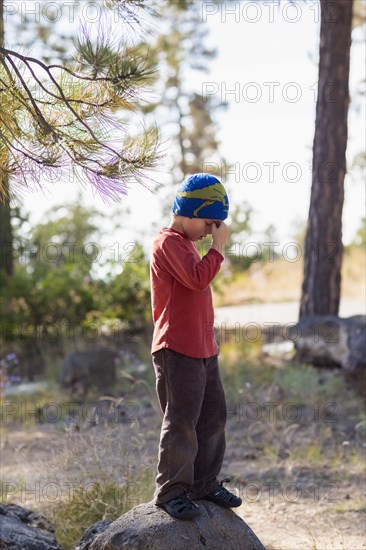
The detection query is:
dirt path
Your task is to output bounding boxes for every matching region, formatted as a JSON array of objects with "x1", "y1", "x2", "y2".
[
  {"x1": 215, "y1": 297, "x2": 366, "y2": 327},
  {"x1": 1, "y1": 401, "x2": 365, "y2": 550}
]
